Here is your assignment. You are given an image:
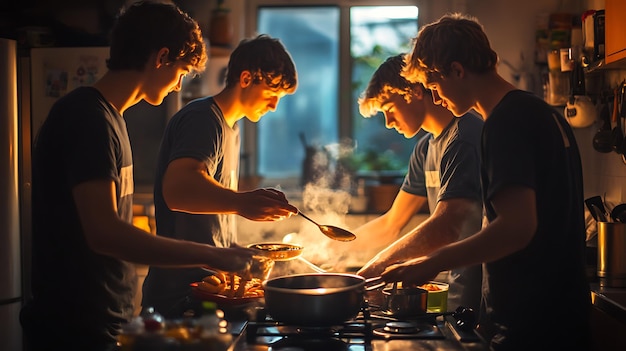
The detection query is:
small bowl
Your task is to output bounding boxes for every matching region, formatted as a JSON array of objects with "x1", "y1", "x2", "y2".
[{"x1": 420, "y1": 281, "x2": 449, "y2": 313}]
